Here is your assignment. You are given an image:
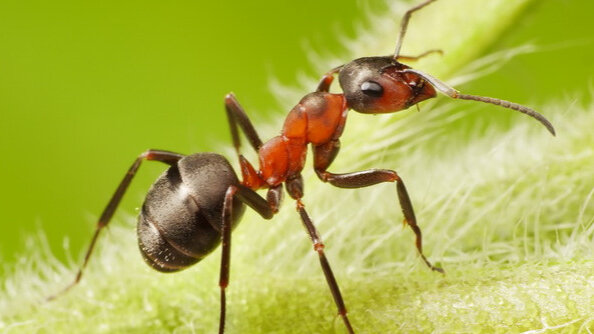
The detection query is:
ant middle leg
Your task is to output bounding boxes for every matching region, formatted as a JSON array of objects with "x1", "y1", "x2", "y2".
[
  {"x1": 285, "y1": 176, "x2": 355, "y2": 334},
  {"x1": 47, "y1": 149, "x2": 185, "y2": 301},
  {"x1": 313, "y1": 141, "x2": 443, "y2": 274}
]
